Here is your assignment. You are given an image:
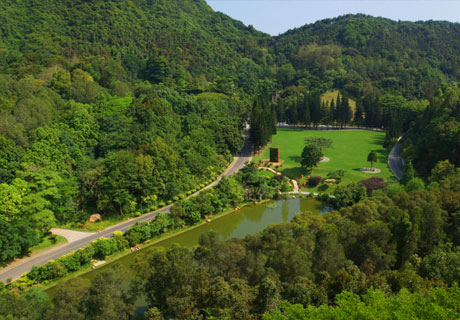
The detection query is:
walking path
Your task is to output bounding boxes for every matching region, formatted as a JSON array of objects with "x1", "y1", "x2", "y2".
[
  {"x1": 0, "y1": 134, "x2": 252, "y2": 283},
  {"x1": 291, "y1": 179, "x2": 299, "y2": 193},
  {"x1": 259, "y1": 167, "x2": 282, "y2": 176}
]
